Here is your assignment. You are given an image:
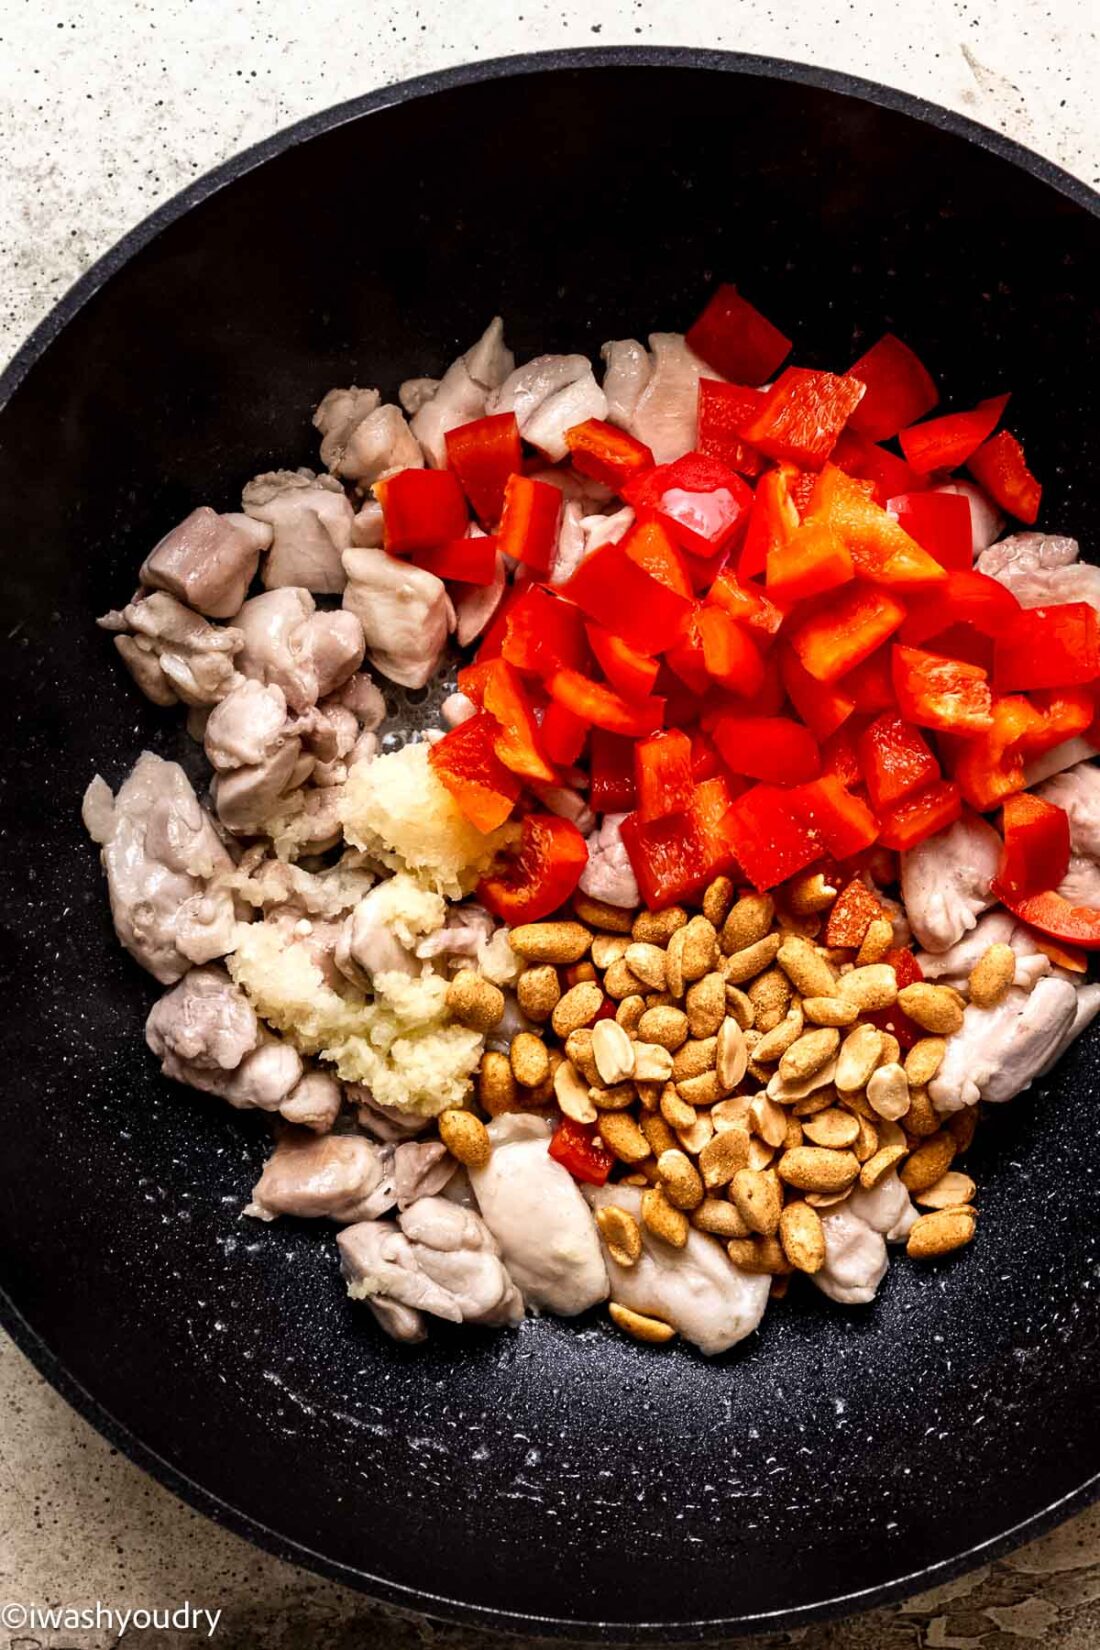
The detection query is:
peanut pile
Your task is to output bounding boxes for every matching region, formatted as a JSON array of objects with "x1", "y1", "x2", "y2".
[{"x1": 440, "y1": 872, "x2": 986, "y2": 1345}]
